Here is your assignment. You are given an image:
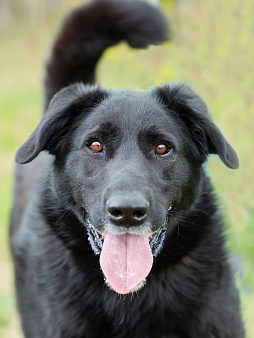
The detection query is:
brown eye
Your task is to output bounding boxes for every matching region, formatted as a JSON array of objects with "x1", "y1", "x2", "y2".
[
  {"x1": 155, "y1": 144, "x2": 169, "y2": 155},
  {"x1": 90, "y1": 141, "x2": 103, "y2": 152}
]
